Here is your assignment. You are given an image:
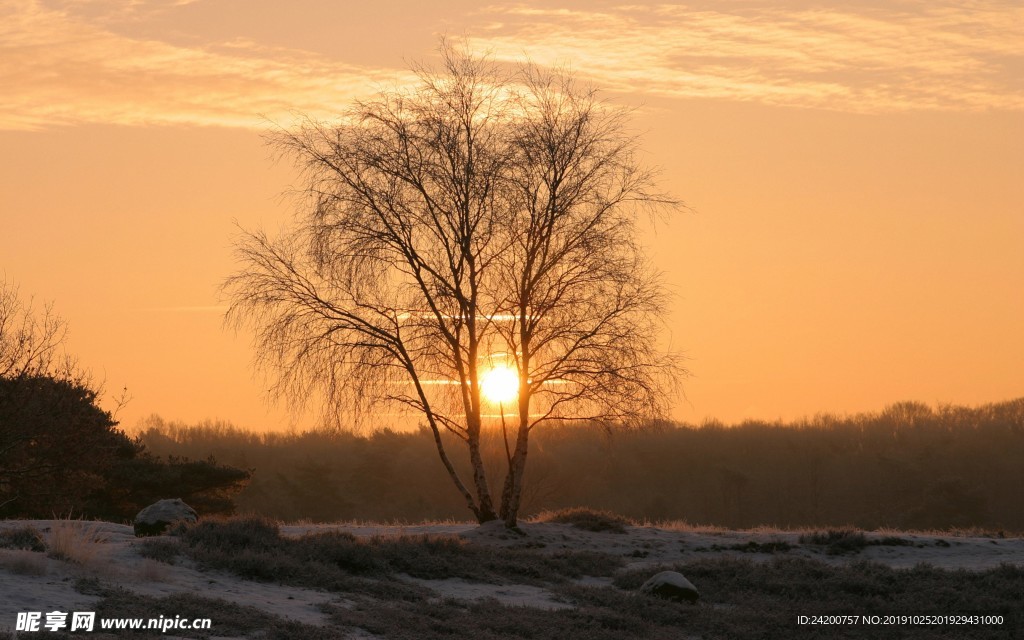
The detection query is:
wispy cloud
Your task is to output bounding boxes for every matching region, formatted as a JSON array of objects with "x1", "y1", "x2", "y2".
[
  {"x1": 468, "y1": 1, "x2": 1024, "y2": 112},
  {"x1": 0, "y1": 0, "x2": 407, "y2": 130},
  {"x1": 2, "y1": 0, "x2": 1020, "y2": 131}
]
